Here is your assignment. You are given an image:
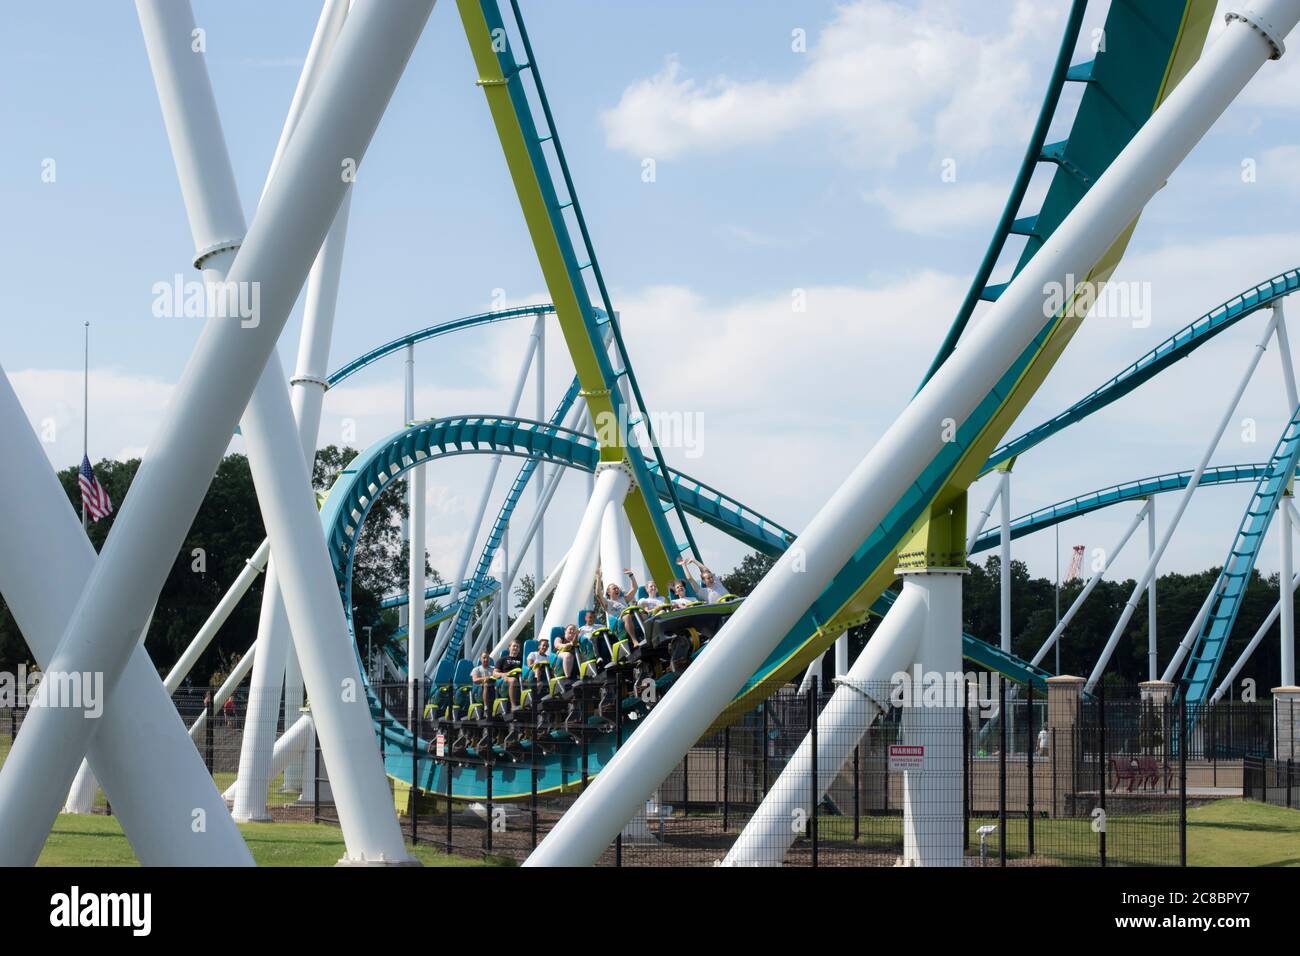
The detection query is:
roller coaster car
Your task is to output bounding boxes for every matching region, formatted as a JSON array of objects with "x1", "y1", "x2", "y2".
[{"x1": 642, "y1": 598, "x2": 741, "y2": 670}]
